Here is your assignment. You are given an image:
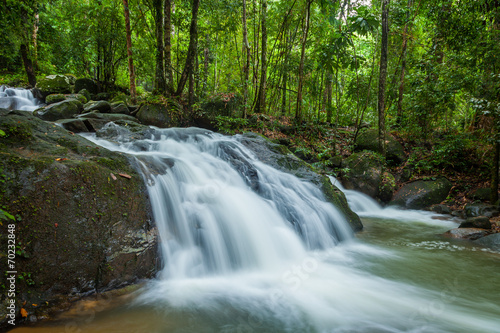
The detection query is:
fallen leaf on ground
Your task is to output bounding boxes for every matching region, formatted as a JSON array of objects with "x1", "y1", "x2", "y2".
[
  {"x1": 110, "y1": 173, "x2": 117, "y2": 181},
  {"x1": 20, "y1": 308, "x2": 28, "y2": 318},
  {"x1": 118, "y1": 173, "x2": 132, "y2": 179}
]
